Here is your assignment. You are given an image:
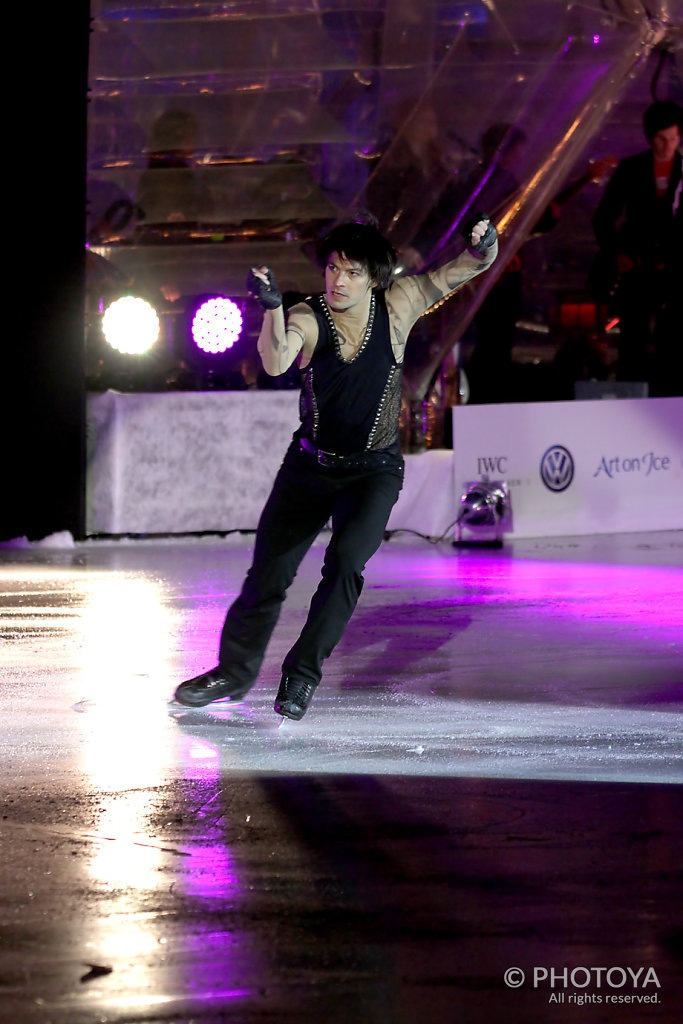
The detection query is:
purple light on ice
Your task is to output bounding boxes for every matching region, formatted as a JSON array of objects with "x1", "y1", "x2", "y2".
[{"x1": 188, "y1": 739, "x2": 219, "y2": 760}]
